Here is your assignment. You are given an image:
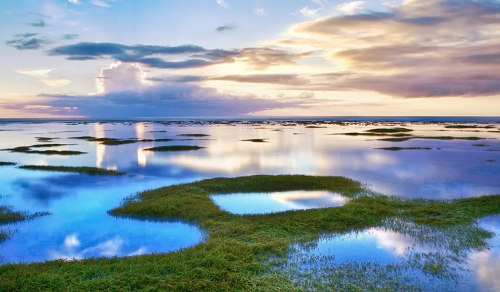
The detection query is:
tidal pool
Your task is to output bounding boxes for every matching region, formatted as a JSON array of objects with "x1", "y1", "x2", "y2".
[
  {"x1": 210, "y1": 191, "x2": 349, "y2": 215},
  {"x1": 277, "y1": 216, "x2": 500, "y2": 292}
]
